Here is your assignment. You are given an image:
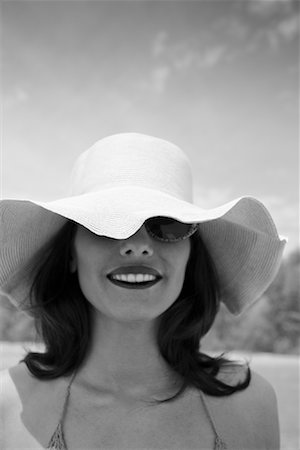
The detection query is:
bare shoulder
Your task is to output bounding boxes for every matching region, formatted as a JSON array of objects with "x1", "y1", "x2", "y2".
[
  {"x1": 246, "y1": 369, "x2": 278, "y2": 404},
  {"x1": 217, "y1": 361, "x2": 277, "y2": 397},
  {"x1": 4, "y1": 361, "x2": 65, "y2": 397},
  {"x1": 4, "y1": 361, "x2": 69, "y2": 412},
  {"x1": 0, "y1": 363, "x2": 54, "y2": 449},
  {"x1": 1, "y1": 362, "x2": 70, "y2": 448},
  {"x1": 218, "y1": 362, "x2": 278, "y2": 402},
  {"x1": 239, "y1": 370, "x2": 280, "y2": 450},
  {"x1": 0, "y1": 362, "x2": 39, "y2": 420},
  {"x1": 207, "y1": 366, "x2": 280, "y2": 450},
  {"x1": 1, "y1": 362, "x2": 39, "y2": 406},
  {"x1": 236, "y1": 369, "x2": 279, "y2": 429},
  {"x1": 0, "y1": 364, "x2": 30, "y2": 448},
  {"x1": 0, "y1": 363, "x2": 27, "y2": 405}
]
